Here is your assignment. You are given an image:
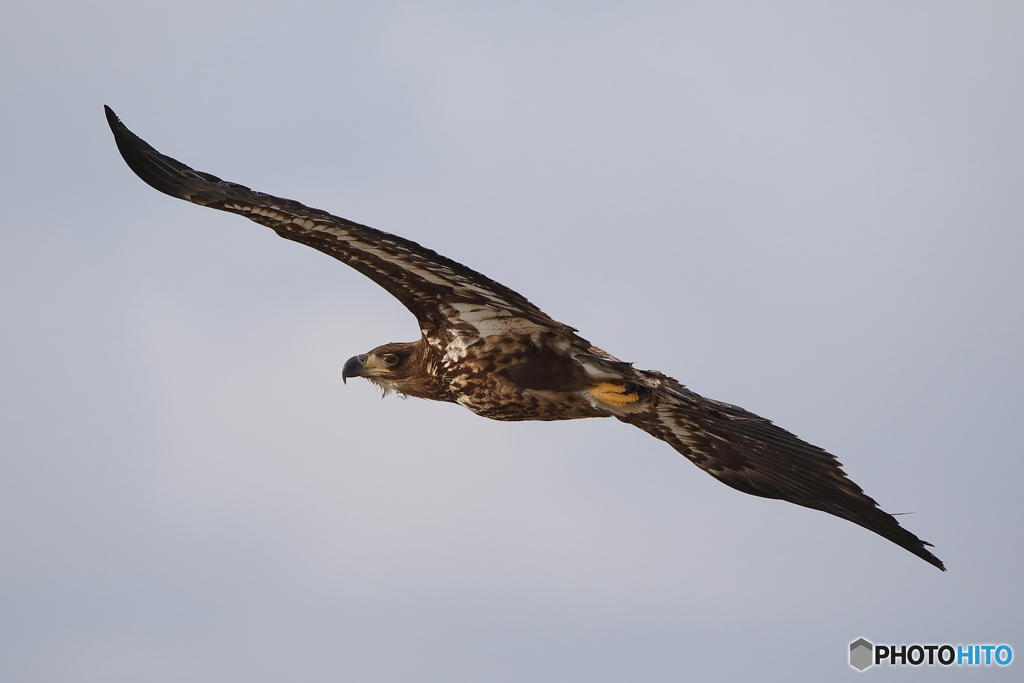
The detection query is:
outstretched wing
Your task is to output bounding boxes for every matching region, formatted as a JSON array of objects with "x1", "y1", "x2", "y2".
[
  {"x1": 616, "y1": 375, "x2": 945, "y2": 570},
  {"x1": 105, "y1": 106, "x2": 573, "y2": 341}
]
